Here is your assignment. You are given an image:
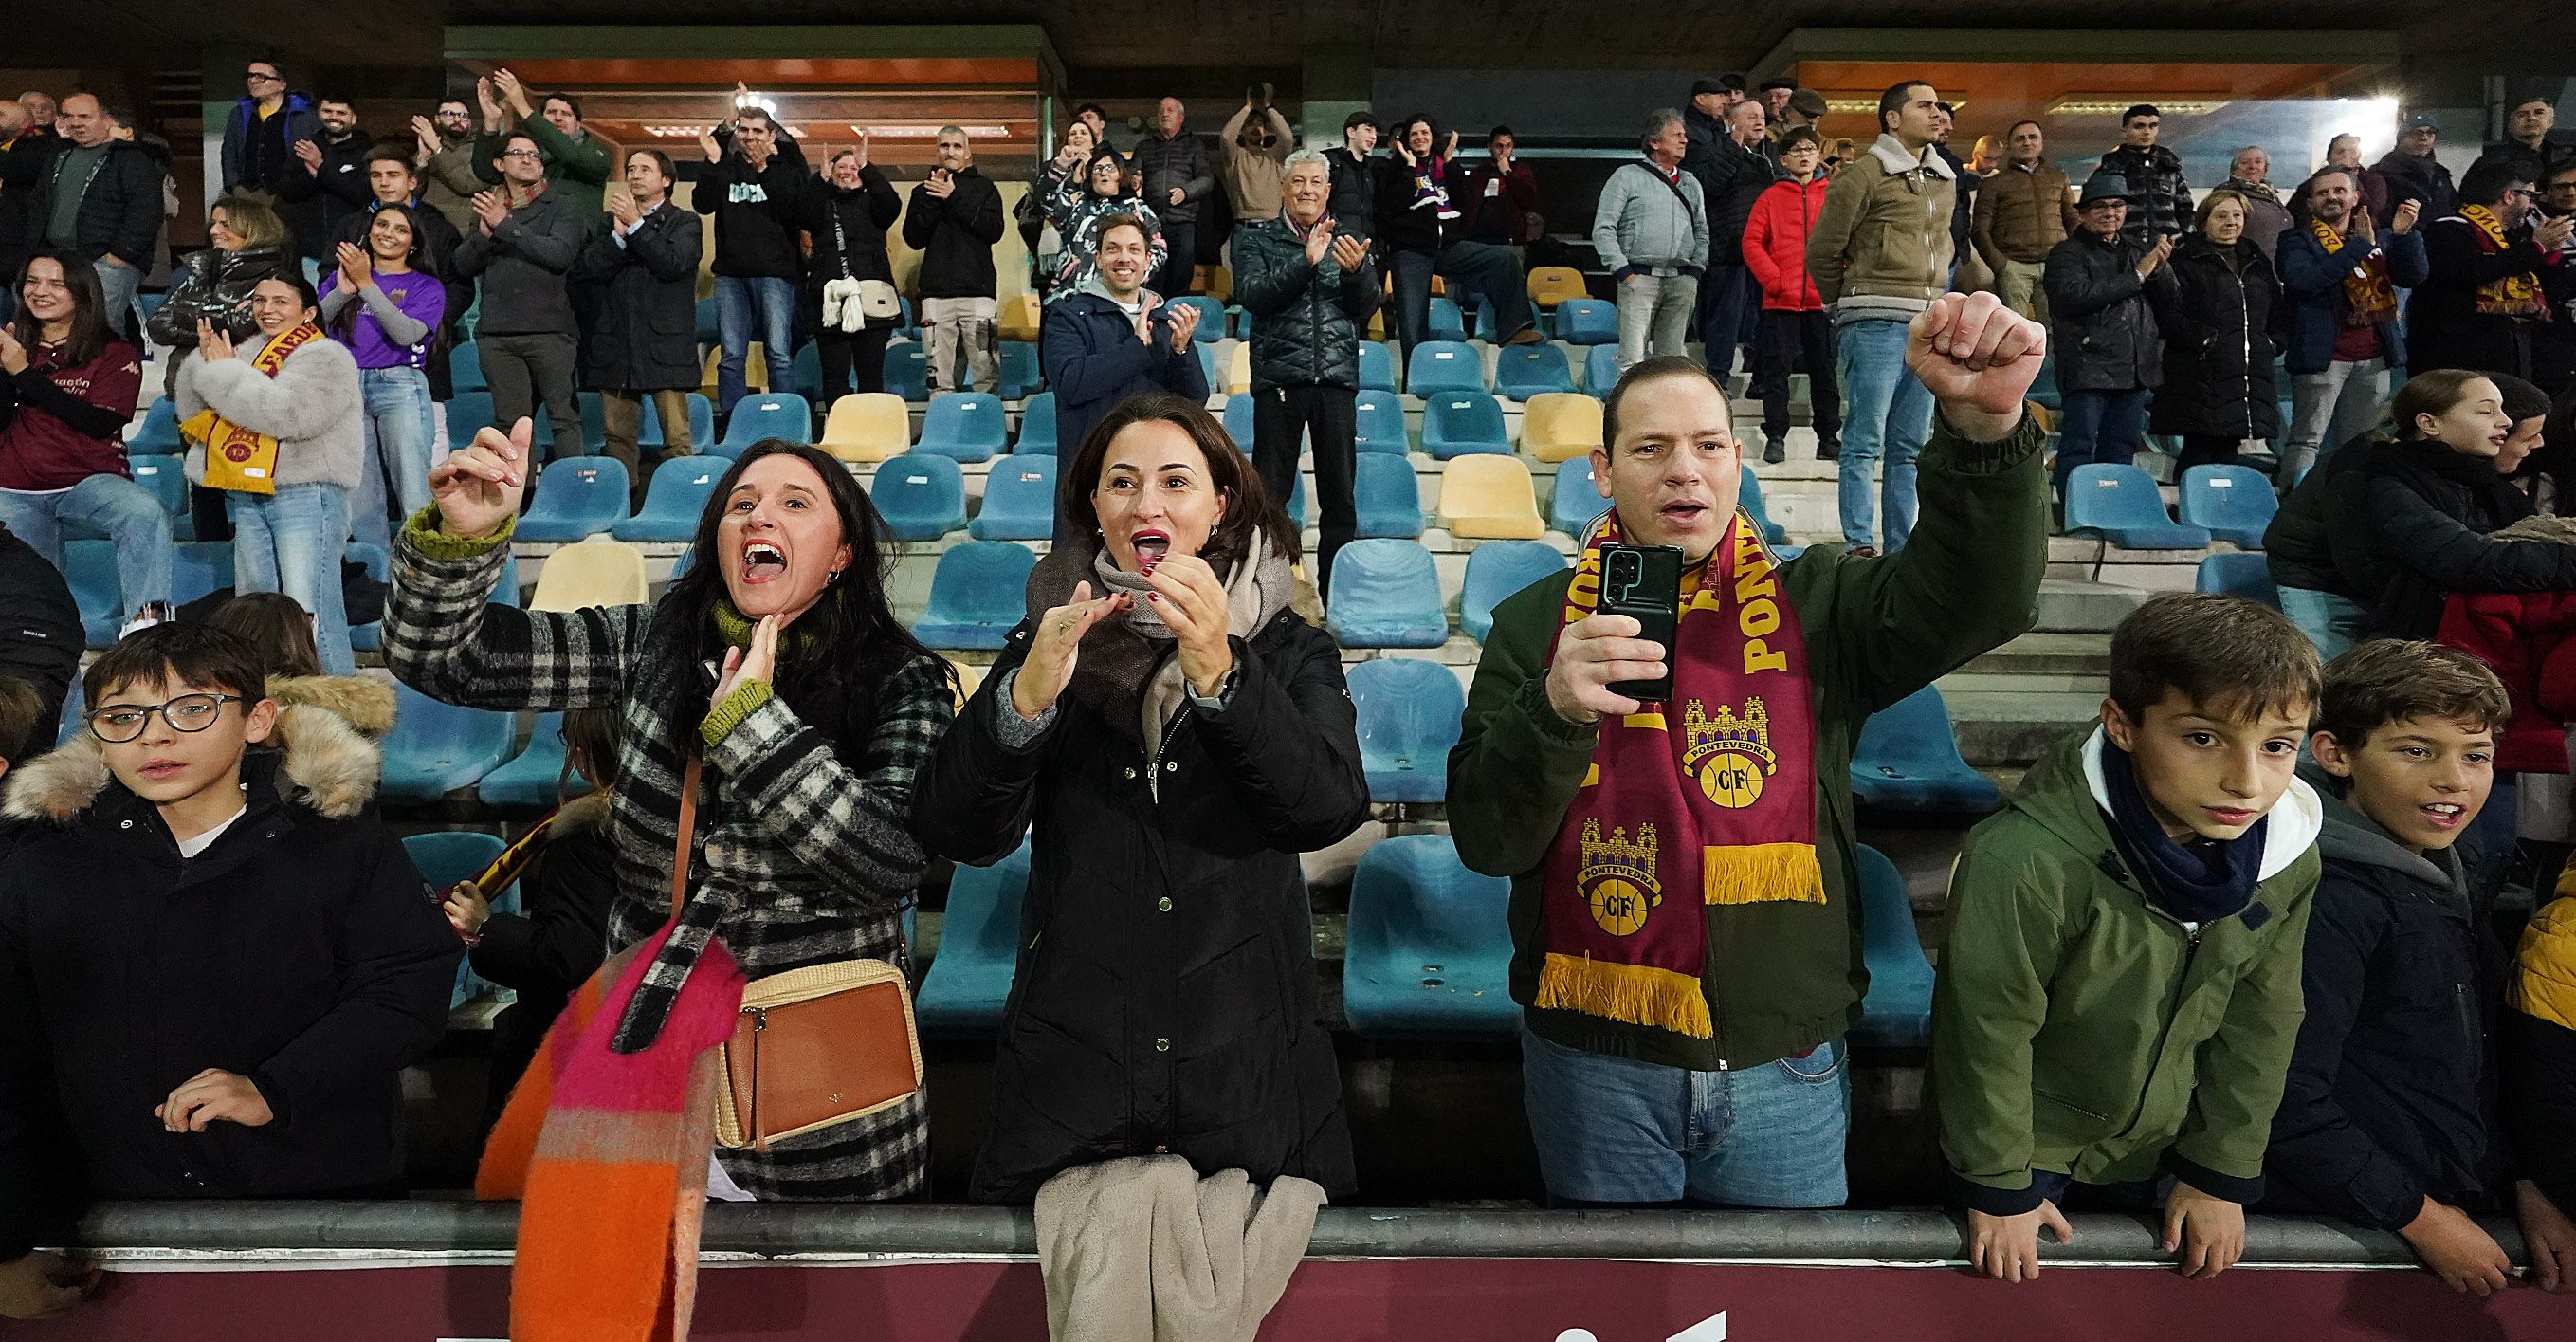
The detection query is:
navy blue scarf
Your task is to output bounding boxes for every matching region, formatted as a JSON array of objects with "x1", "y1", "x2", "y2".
[{"x1": 2099, "y1": 738, "x2": 2267, "y2": 926}]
